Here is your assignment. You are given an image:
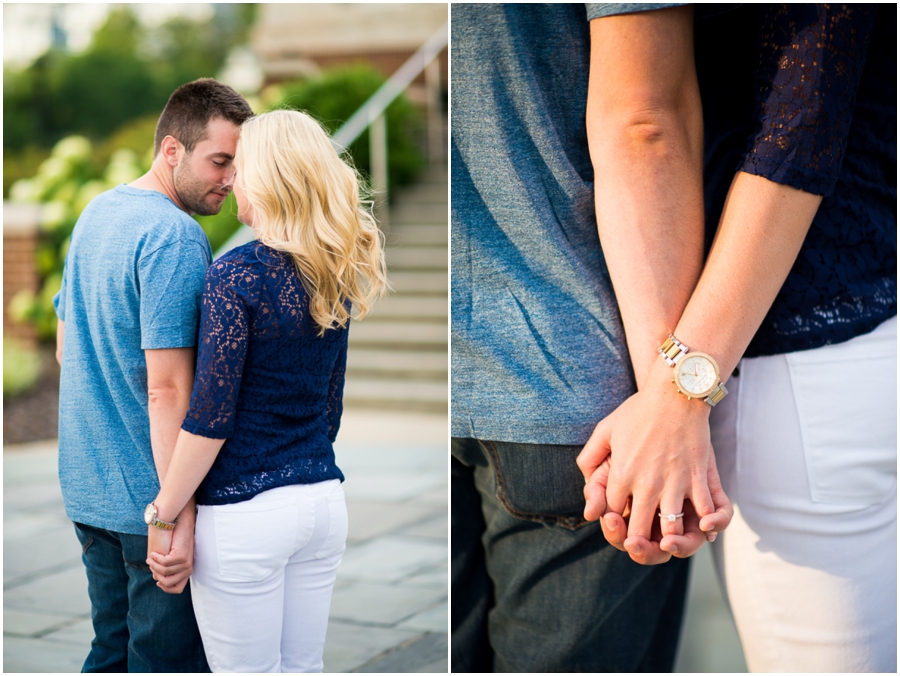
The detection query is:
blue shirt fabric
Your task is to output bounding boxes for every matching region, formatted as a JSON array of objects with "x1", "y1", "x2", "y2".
[
  {"x1": 182, "y1": 241, "x2": 346, "y2": 506},
  {"x1": 54, "y1": 184, "x2": 211, "y2": 535},
  {"x1": 451, "y1": 3, "x2": 680, "y2": 445},
  {"x1": 697, "y1": 3, "x2": 897, "y2": 357}
]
